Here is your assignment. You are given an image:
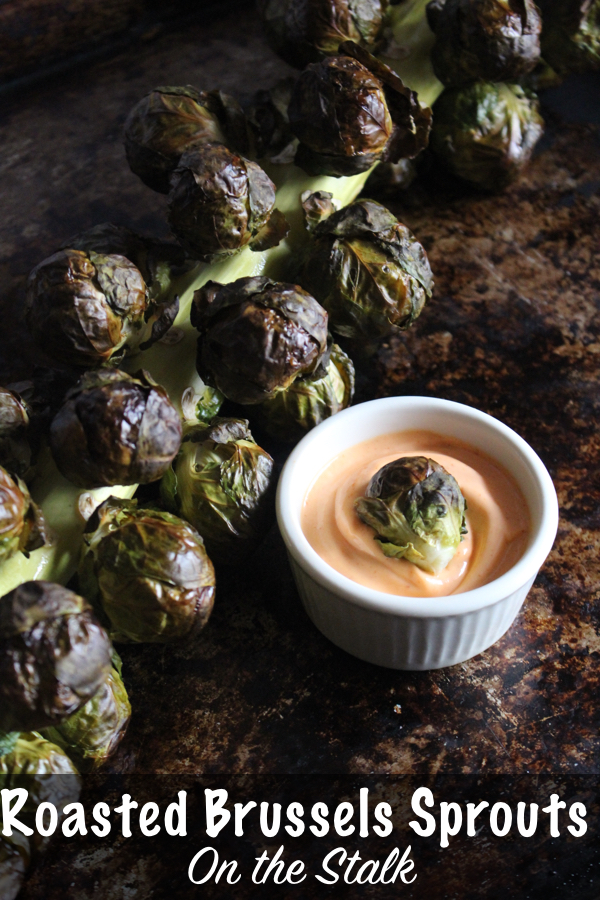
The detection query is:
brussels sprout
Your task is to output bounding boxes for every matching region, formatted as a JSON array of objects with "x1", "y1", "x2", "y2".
[
  {"x1": 49, "y1": 369, "x2": 182, "y2": 489},
  {"x1": 0, "y1": 581, "x2": 112, "y2": 733},
  {"x1": 538, "y1": 0, "x2": 600, "y2": 75},
  {"x1": 257, "y1": 0, "x2": 389, "y2": 70},
  {"x1": 247, "y1": 77, "x2": 297, "y2": 160},
  {"x1": 61, "y1": 222, "x2": 186, "y2": 348},
  {"x1": 161, "y1": 418, "x2": 274, "y2": 563},
  {"x1": 298, "y1": 195, "x2": 432, "y2": 339},
  {"x1": 167, "y1": 143, "x2": 289, "y2": 261},
  {"x1": 0, "y1": 831, "x2": 30, "y2": 900},
  {"x1": 0, "y1": 732, "x2": 81, "y2": 855},
  {"x1": 256, "y1": 342, "x2": 355, "y2": 441},
  {"x1": 44, "y1": 653, "x2": 131, "y2": 770},
  {"x1": 191, "y1": 276, "x2": 329, "y2": 405},
  {"x1": 429, "y1": 81, "x2": 544, "y2": 191},
  {"x1": 79, "y1": 497, "x2": 216, "y2": 644},
  {"x1": 363, "y1": 157, "x2": 417, "y2": 197},
  {"x1": 25, "y1": 234, "x2": 182, "y2": 369},
  {"x1": 288, "y1": 42, "x2": 432, "y2": 176},
  {"x1": 355, "y1": 456, "x2": 467, "y2": 574},
  {"x1": 0, "y1": 388, "x2": 31, "y2": 479},
  {"x1": 0, "y1": 466, "x2": 46, "y2": 566},
  {"x1": 124, "y1": 86, "x2": 249, "y2": 193},
  {"x1": 427, "y1": 0, "x2": 542, "y2": 87}
]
